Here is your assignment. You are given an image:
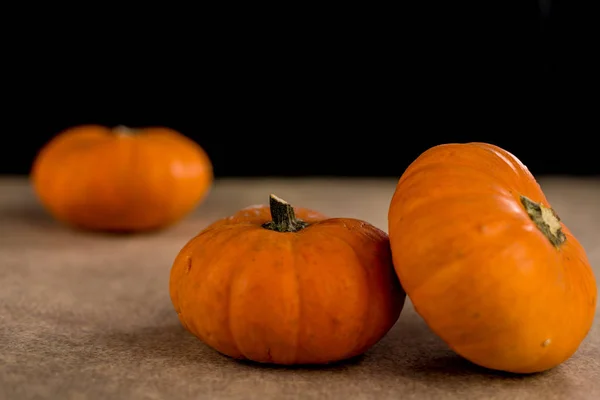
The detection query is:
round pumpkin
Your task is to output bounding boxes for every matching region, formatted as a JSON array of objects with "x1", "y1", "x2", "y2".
[
  {"x1": 388, "y1": 142, "x2": 597, "y2": 374},
  {"x1": 31, "y1": 124, "x2": 213, "y2": 232},
  {"x1": 169, "y1": 194, "x2": 405, "y2": 365}
]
